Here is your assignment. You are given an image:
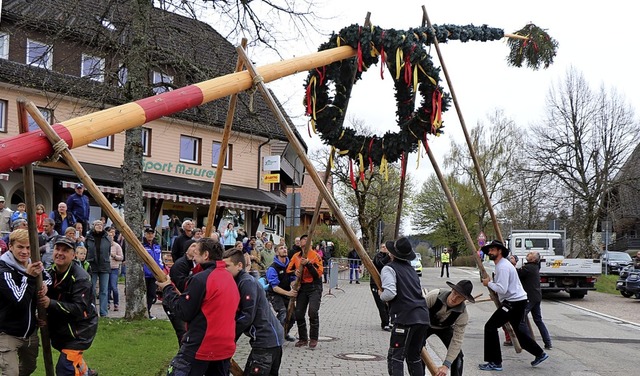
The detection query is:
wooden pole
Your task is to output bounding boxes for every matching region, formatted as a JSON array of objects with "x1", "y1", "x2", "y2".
[
  {"x1": 21, "y1": 100, "x2": 167, "y2": 282},
  {"x1": 204, "y1": 38, "x2": 248, "y2": 238},
  {"x1": 393, "y1": 152, "x2": 407, "y2": 239},
  {"x1": 424, "y1": 145, "x2": 521, "y2": 353},
  {"x1": 16, "y1": 101, "x2": 55, "y2": 376},
  {"x1": 236, "y1": 45, "x2": 439, "y2": 375}
]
